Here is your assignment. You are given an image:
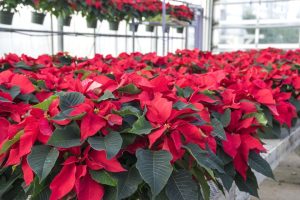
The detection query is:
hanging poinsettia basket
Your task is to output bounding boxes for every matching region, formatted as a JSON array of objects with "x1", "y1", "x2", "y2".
[
  {"x1": 0, "y1": 11, "x2": 14, "y2": 25},
  {"x1": 31, "y1": 12, "x2": 46, "y2": 25},
  {"x1": 62, "y1": 16, "x2": 72, "y2": 26},
  {"x1": 164, "y1": 26, "x2": 170, "y2": 33},
  {"x1": 129, "y1": 23, "x2": 139, "y2": 32},
  {"x1": 109, "y1": 21, "x2": 119, "y2": 31},
  {"x1": 176, "y1": 27, "x2": 184, "y2": 34},
  {"x1": 145, "y1": 25, "x2": 155, "y2": 32},
  {"x1": 87, "y1": 18, "x2": 98, "y2": 29}
]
